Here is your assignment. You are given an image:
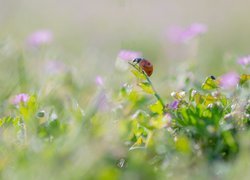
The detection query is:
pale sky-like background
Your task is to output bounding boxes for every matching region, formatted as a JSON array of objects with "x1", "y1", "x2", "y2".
[{"x1": 1, "y1": 0, "x2": 250, "y2": 80}]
